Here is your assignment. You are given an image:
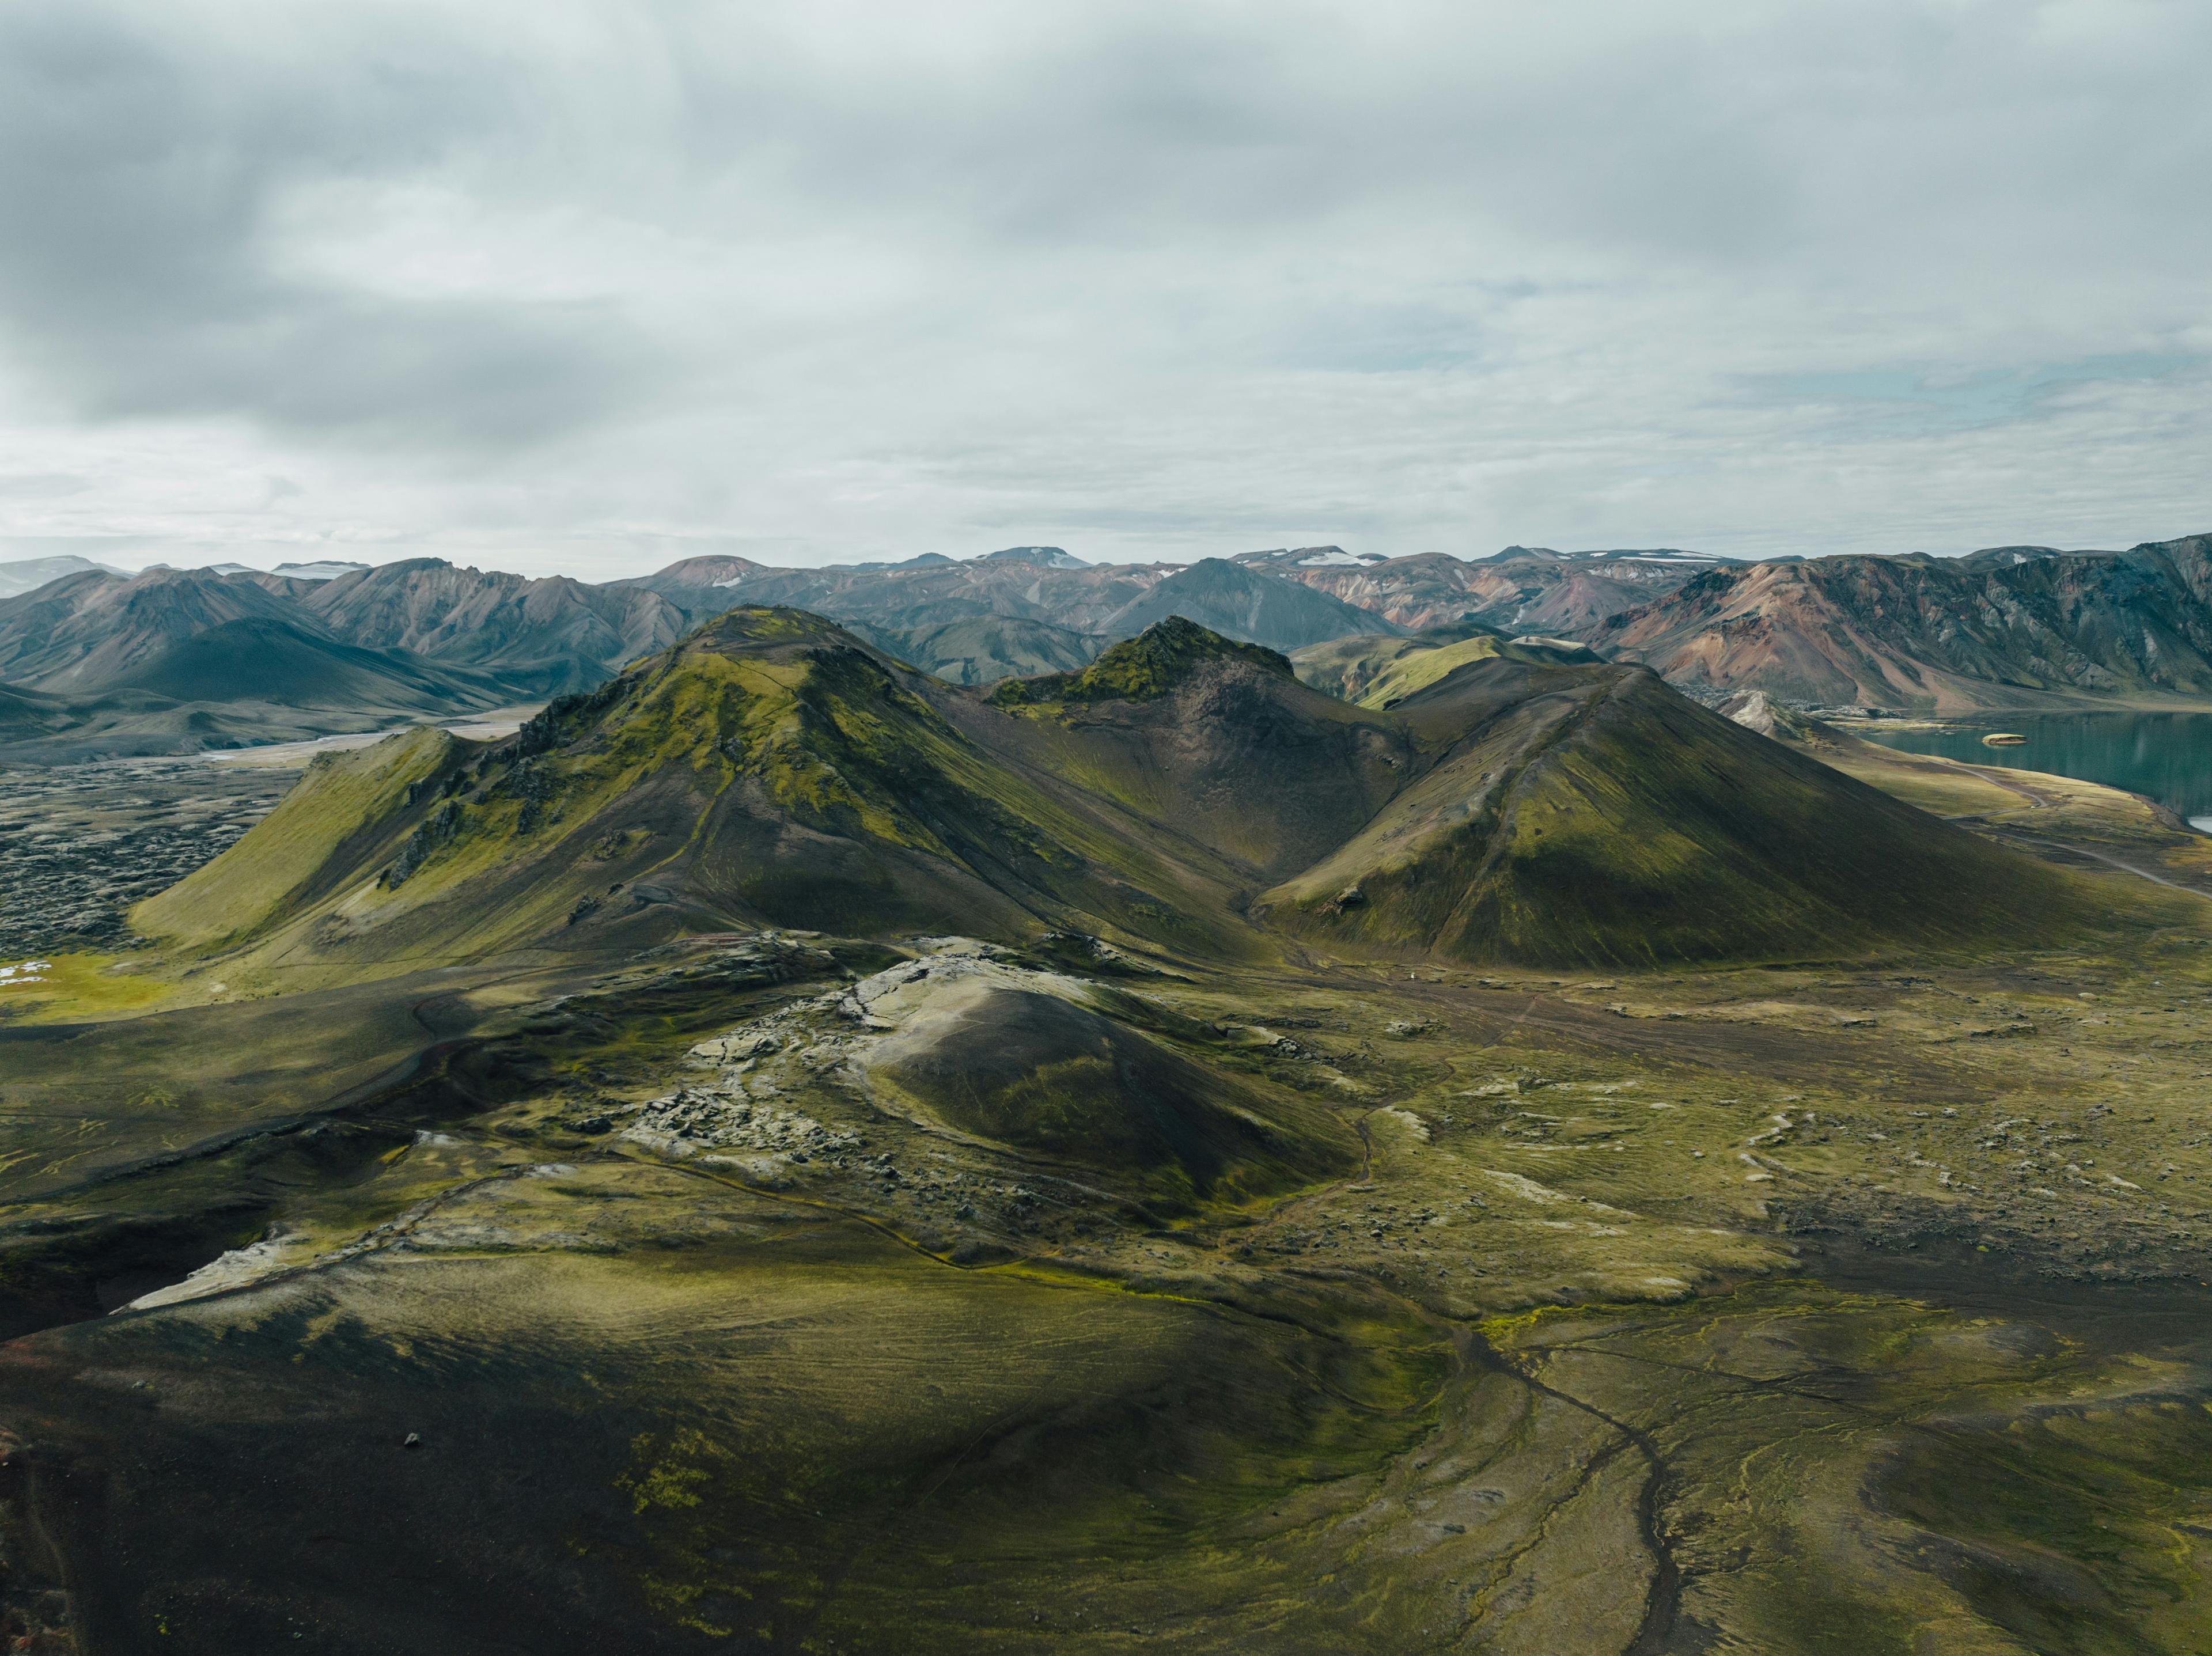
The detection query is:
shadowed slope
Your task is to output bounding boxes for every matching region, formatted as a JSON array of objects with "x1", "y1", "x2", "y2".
[
  {"x1": 102, "y1": 616, "x2": 511, "y2": 712},
  {"x1": 0, "y1": 569, "x2": 294, "y2": 691},
  {"x1": 1258, "y1": 657, "x2": 2101, "y2": 967},
  {"x1": 857, "y1": 613, "x2": 1104, "y2": 684},
  {"x1": 873, "y1": 987, "x2": 1313, "y2": 1196},
  {"x1": 979, "y1": 619, "x2": 1412, "y2": 881},
  {"x1": 853, "y1": 953, "x2": 1358, "y2": 1210}
]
